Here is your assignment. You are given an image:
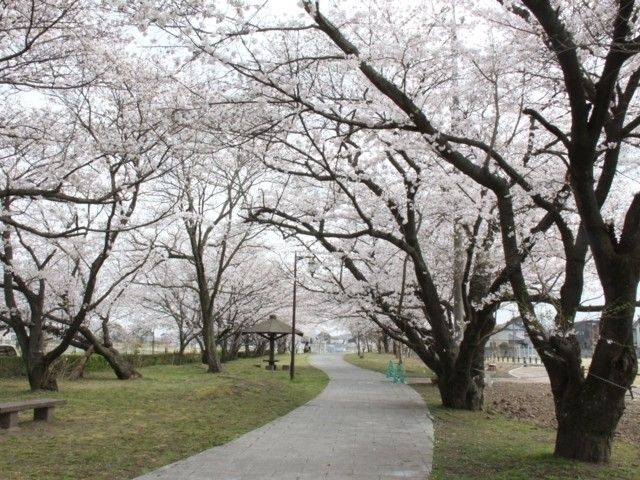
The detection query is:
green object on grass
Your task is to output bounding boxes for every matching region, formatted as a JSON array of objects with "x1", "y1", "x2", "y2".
[{"x1": 385, "y1": 361, "x2": 405, "y2": 384}]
